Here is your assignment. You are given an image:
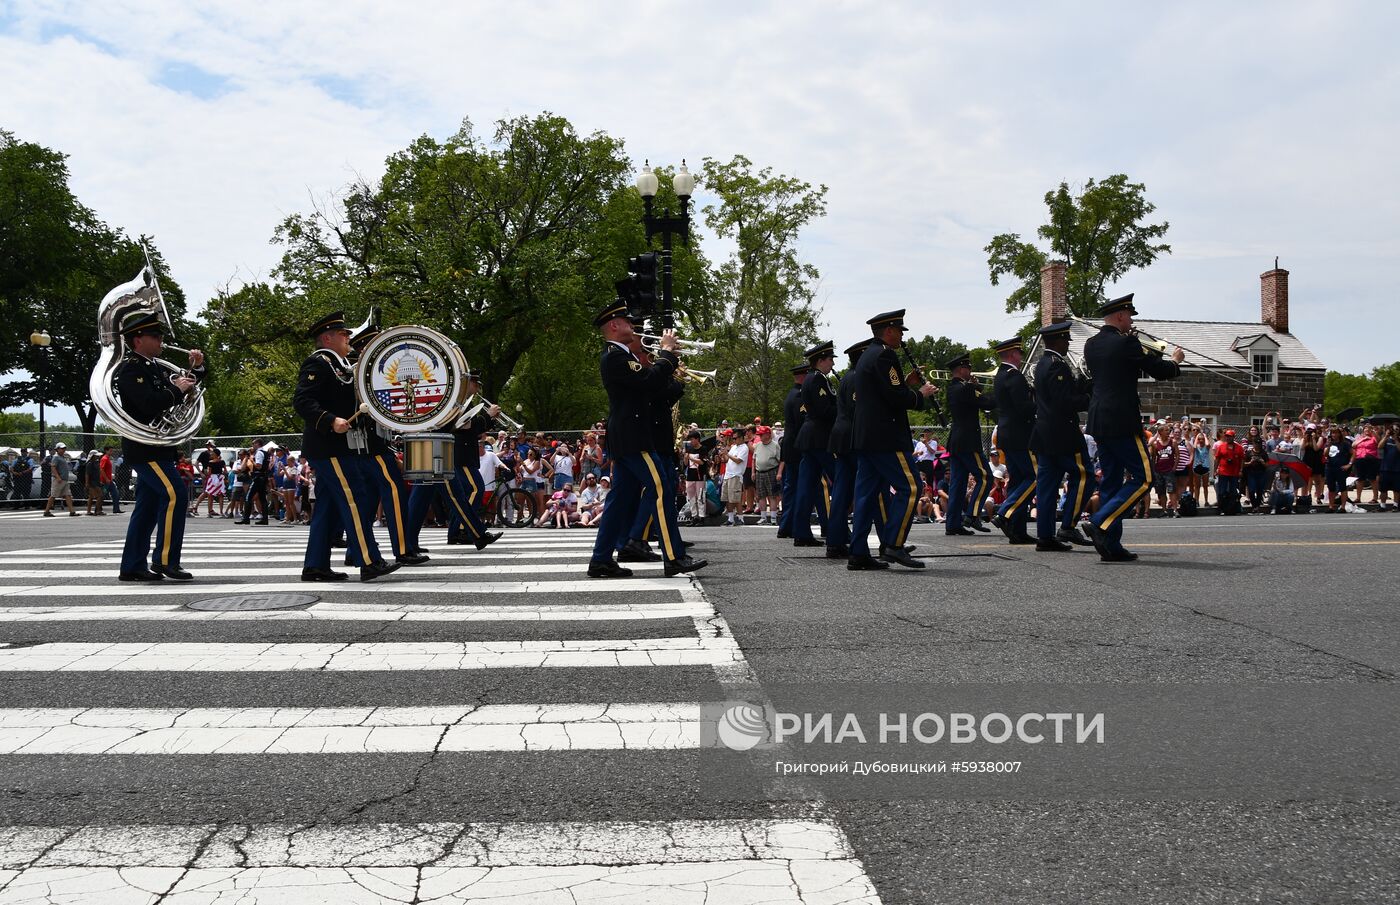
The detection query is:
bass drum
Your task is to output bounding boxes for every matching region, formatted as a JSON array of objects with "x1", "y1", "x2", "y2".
[{"x1": 354, "y1": 326, "x2": 470, "y2": 433}]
